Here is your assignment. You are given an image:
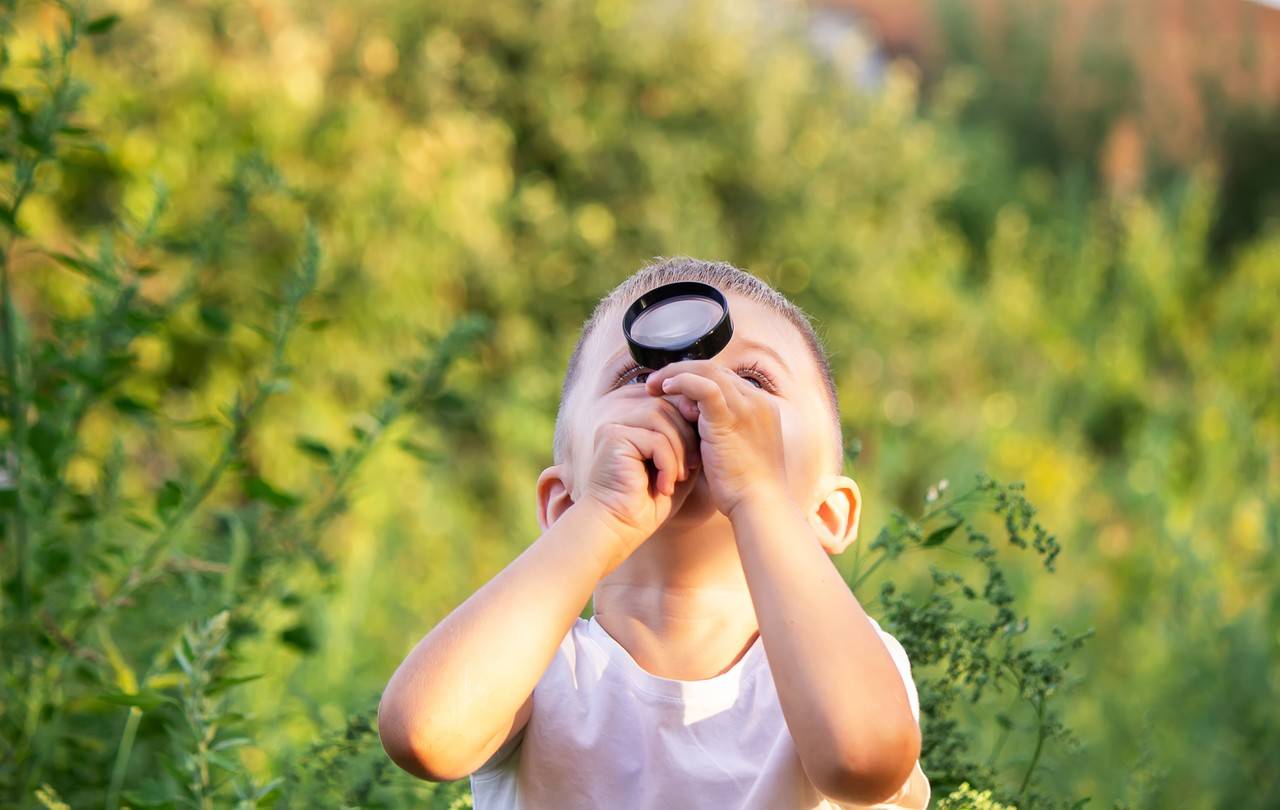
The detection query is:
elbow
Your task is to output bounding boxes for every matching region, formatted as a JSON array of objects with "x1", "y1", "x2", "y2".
[
  {"x1": 376, "y1": 690, "x2": 434, "y2": 780},
  {"x1": 816, "y1": 721, "x2": 921, "y2": 806},
  {"x1": 377, "y1": 688, "x2": 472, "y2": 783}
]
